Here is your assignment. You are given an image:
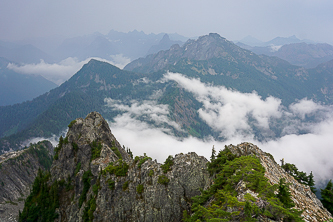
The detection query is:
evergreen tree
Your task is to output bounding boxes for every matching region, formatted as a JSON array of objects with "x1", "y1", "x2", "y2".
[
  {"x1": 308, "y1": 171, "x2": 316, "y2": 193},
  {"x1": 321, "y1": 180, "x2": 333, "y2": 214},
  {"x1": 277, "y1": 178, "x2": 295, "y2": 209},
  {"x1": 210, "y1": 145, "x2": 216, "y2": 161}
]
